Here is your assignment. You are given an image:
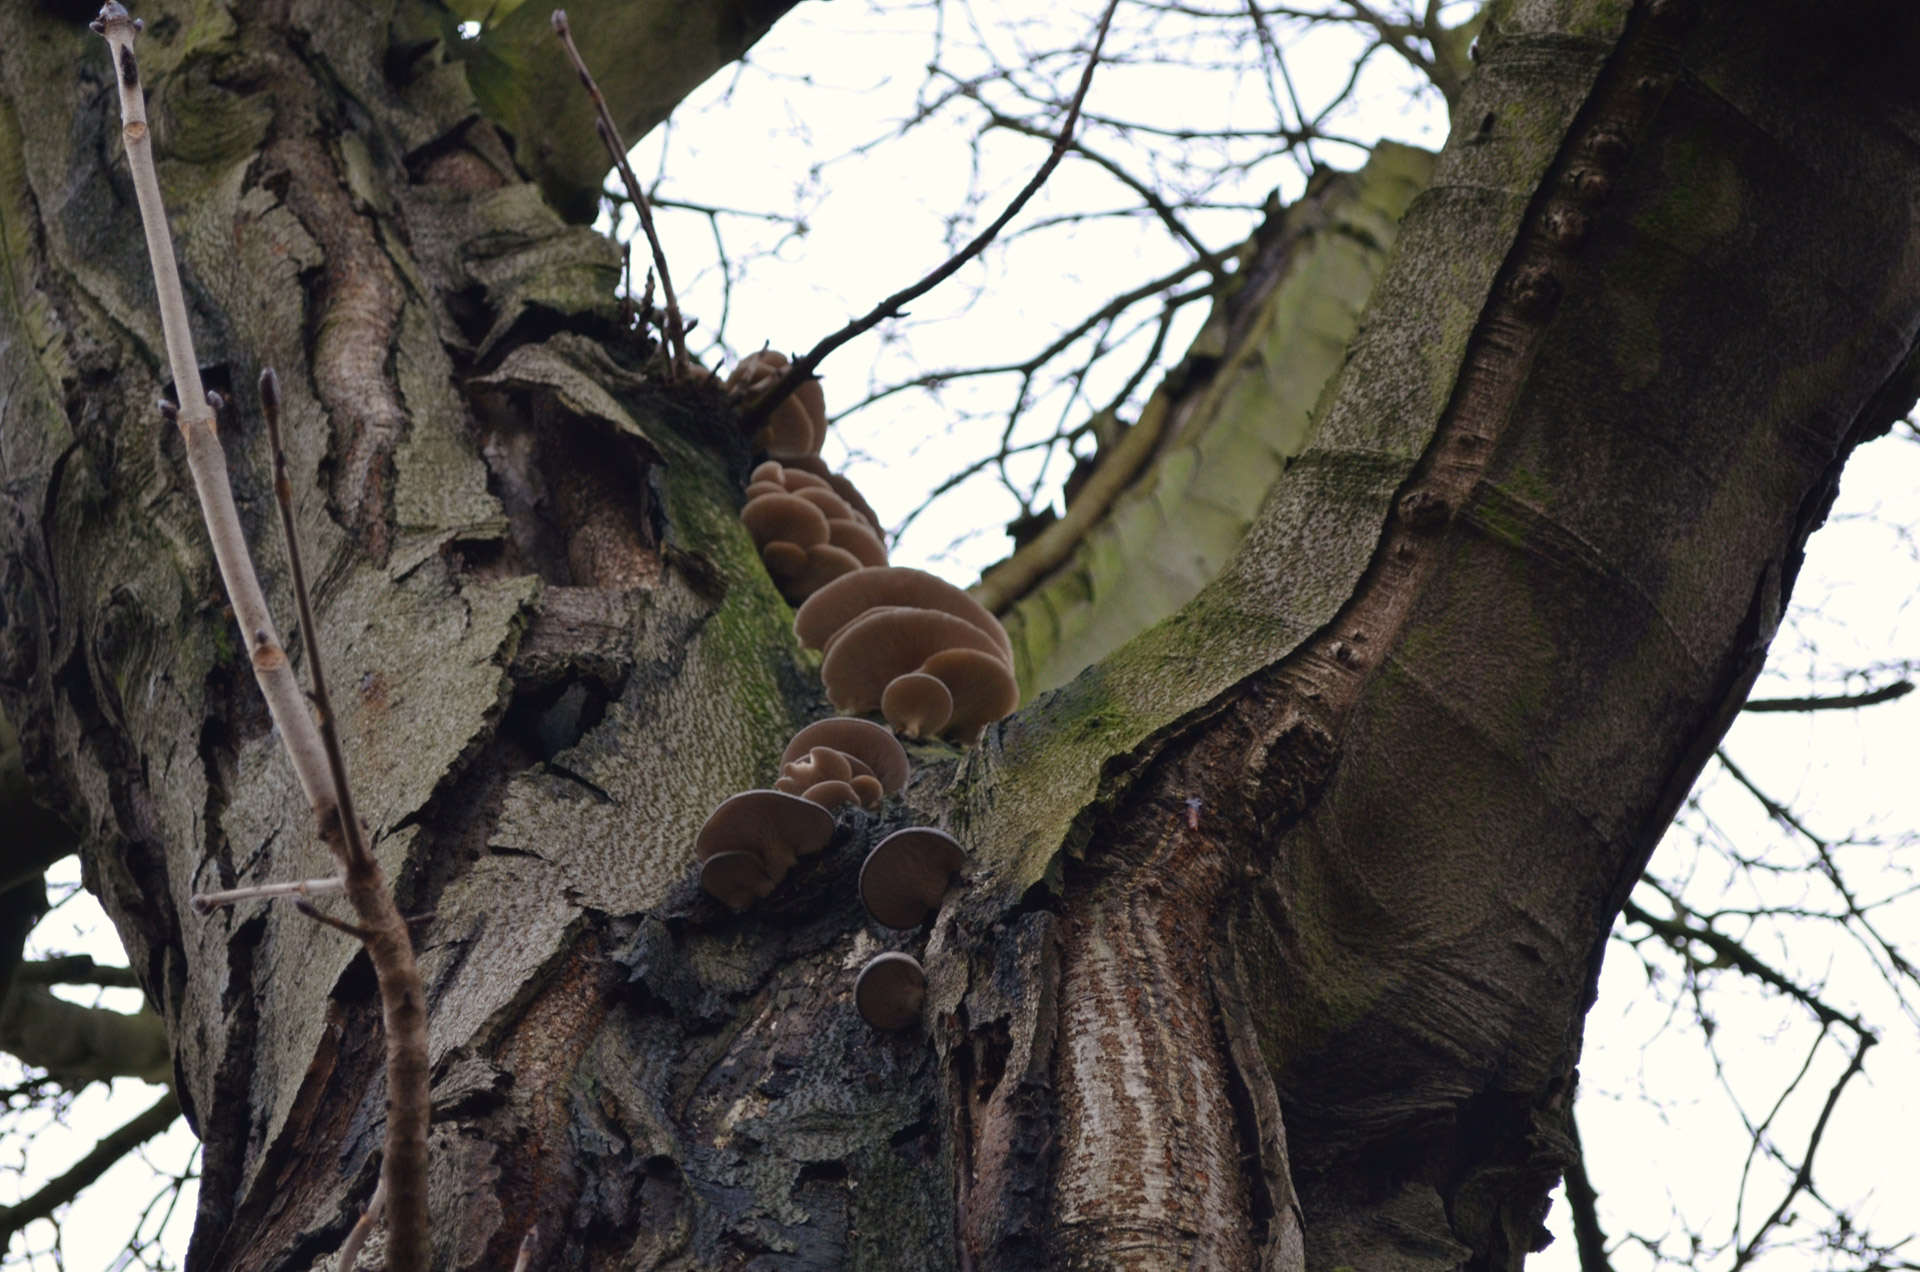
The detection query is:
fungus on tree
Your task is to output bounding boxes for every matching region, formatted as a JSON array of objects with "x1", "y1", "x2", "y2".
[
  {"x1": 774, "y1": 718, "x2": 910, "y2": 811},
  {"x1": 741, "y1": 460, "x2": 889, "y2": 605},
  {"x1": 859, "y1": 827, "x2": 966, "y2": 929},
  {"x1": 854, "y1": 952, "x2": 927, "y2": 1032},
  {"x1": 794, "y1": 568, "x2": 1018, "y2": 743},
  {"x1": 694, "y1": 790, "x2": 835, "y2": 909},
  {"x1": 727, "y1": 350, "x2": 827, "y2": 460}
]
